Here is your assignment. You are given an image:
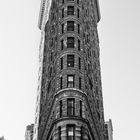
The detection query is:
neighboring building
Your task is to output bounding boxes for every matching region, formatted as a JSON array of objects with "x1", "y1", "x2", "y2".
[
  {"x1": 0, "y1": 136, "x2": 5, "y2": 140},
  {"x1": 105, "y1": 119, "x2": 113, "y2": 140},
  {"x1": 34, "y1": 0, "x2": 111, "y2": 140},
  {"x1": 25, "y1": 124, "x2": 34, "y2": 140}
]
